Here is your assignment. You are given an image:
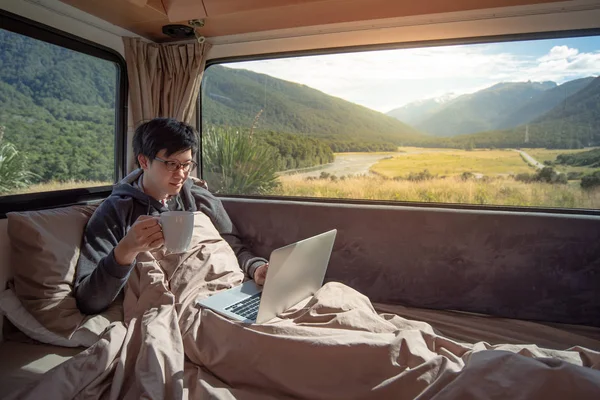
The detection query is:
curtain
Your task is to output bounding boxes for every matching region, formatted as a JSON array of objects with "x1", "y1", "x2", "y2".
[{"x1": 122, "y1": 37, "x2": 211, "y2": 127}]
